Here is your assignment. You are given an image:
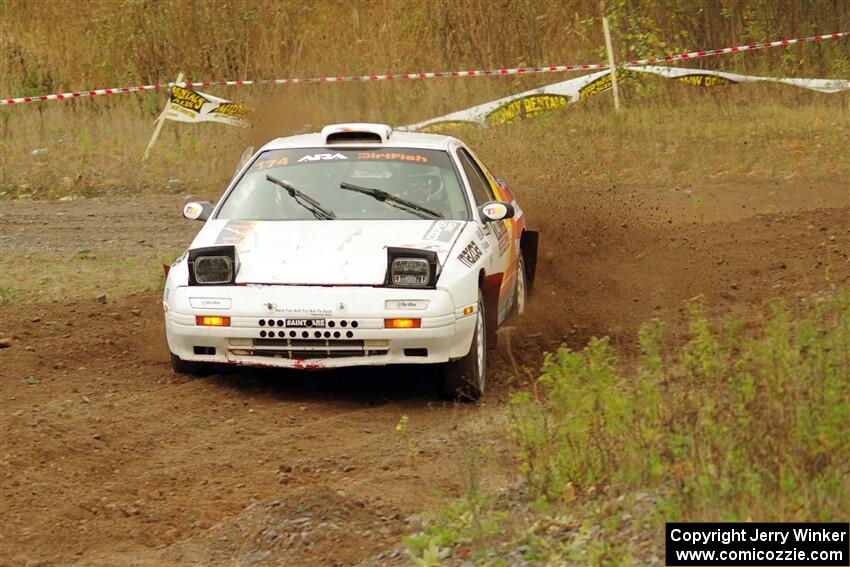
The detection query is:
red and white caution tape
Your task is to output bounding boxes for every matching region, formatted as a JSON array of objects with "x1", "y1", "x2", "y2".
[
  {"x1": 181, "y1": 63, "x2": 610, "y2": 87},
  {"x1": 0, "y1": 64, "x2": 610, "y2": 106},
  {"x1": 2, "y1": 31, "x2": 846, "y2": 106},
  {"x1": 3, "y1": 84, "x2": 168, "y2": 106},
  {"x1": 623, "y1": 31, "x2": 848, "y2": 66}
]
